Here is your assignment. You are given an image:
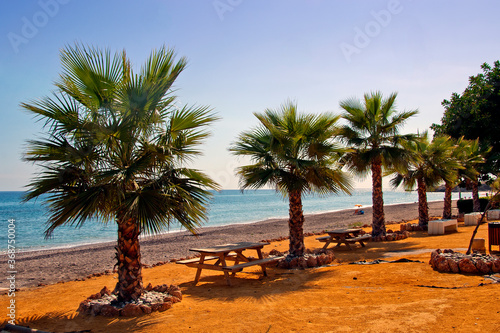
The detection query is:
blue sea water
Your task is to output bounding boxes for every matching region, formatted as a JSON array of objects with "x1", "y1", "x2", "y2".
[{"x1": 0, "y1": 189, "x2": 471, "y2": 252}]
